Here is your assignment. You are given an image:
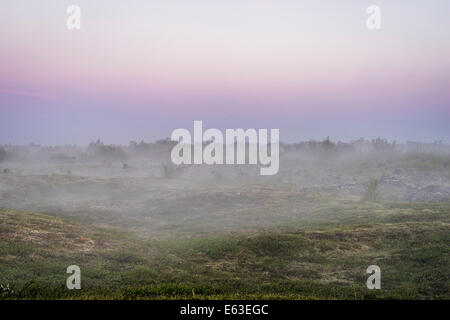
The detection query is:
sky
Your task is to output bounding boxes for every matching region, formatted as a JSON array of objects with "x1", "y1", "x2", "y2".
[{"x1": 0, "y1": 0, "x2": 449, "y2": 145}]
